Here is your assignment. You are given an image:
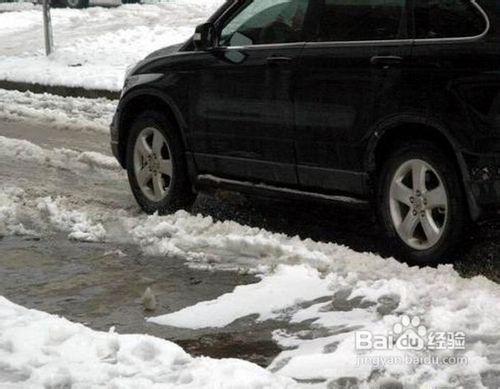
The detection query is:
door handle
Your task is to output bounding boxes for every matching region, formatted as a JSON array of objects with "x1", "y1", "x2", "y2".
[
  {"x1": 370, "y1": 55, "x2": 403, "y2": 68},
  {"x1": 266, "y1": 56, "x2": 292, "y2": 65}
]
